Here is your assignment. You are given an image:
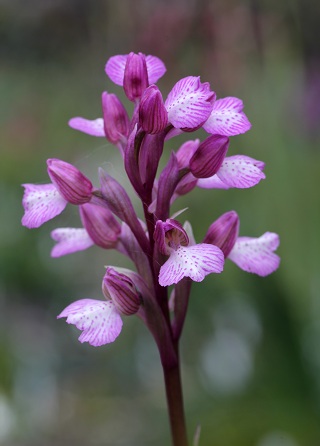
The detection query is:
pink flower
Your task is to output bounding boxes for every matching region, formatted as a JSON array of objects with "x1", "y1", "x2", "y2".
[
  {"x1": 204, "y1": 211, "x2": 280, "y2": 276},
  {"x1": 57, "y1": 268, "x2": 141, "y2": 347},
  {"x1": 154, "y1": 219, "x2": 224, "y2": 286}
]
